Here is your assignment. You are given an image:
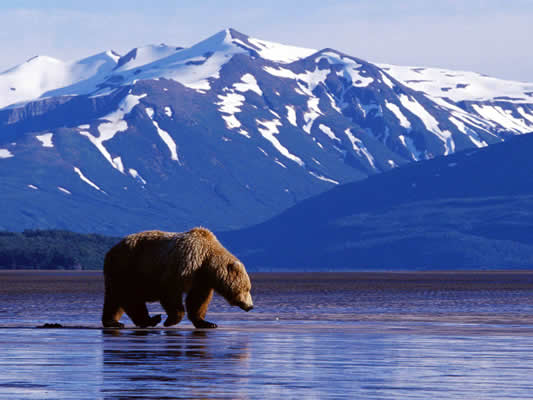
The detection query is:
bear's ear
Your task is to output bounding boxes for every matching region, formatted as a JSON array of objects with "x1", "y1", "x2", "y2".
[
  {"x1": 227, "y1": 262, "x2": 243, "y2": 276},
  {"x1": 228, "y1": 261, "x2": 244, "y2": 270}
]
